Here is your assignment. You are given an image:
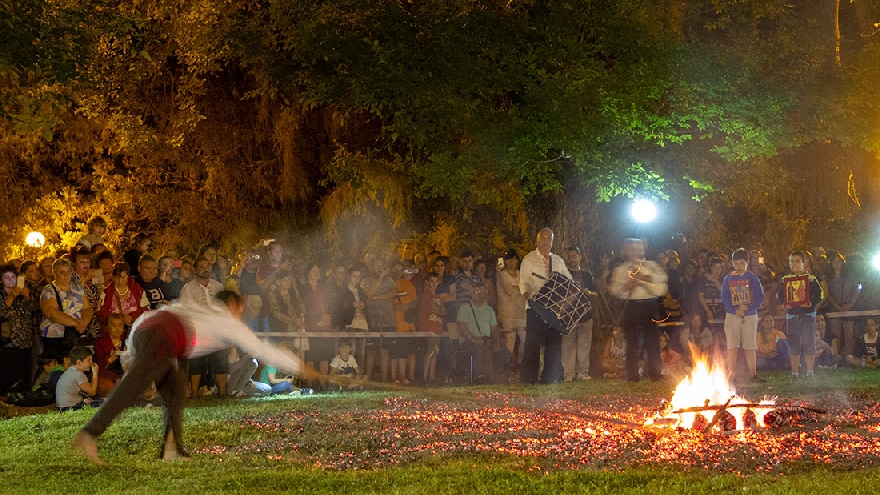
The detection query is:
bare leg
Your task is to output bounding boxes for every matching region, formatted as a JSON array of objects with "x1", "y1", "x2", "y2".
[
  {"x1": 379, "y1": 348, "x2": 390, "y2": 382},
  {"x1": 365, "y1": 350, "x2": 377, "y2": 380},
  {"x1": 215, "y1": 373, "x2": 227, "y2": 397},
  {"x1": 406, "y1": 354, "x2": 416, "y2": 383},
  {"x1": 190, "y1": 374, "x2": 201, "y2": 398},
  {"x1": 804, "y1": 354, "x2": 815, "y2": 373},
  {"x1": 789, "y1": 355, "x2": 800, "y2": 374},
  {"x1": 397, "y1": 359, "x2": 408, "y2": 384},
  {"x1": 427, "y1": 354, "x2": 436, "y2": 382},
  {"x1": 319, "y1": 360, "x2": 329, "y2": 388},
  {"x1": 389, "y1": 358, "x2": 399, "y2": 382},
  {"x1": 158, "y1": 364, "x2": 189, "y2": 460},
  {"x1": 745, "y1": 349, "x2": 757, "y2": 376}
]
